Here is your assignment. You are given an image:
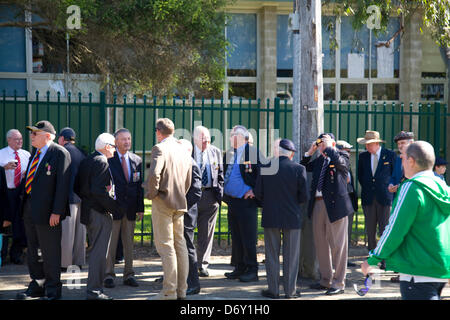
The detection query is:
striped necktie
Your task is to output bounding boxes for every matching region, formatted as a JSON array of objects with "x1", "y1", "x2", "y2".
[
  {"x1": 316, "y1": 157, "x2": 329, "y2": 192},
  {"x1": 25, "y1": 149, "x2": 41, "y2": 194}
]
